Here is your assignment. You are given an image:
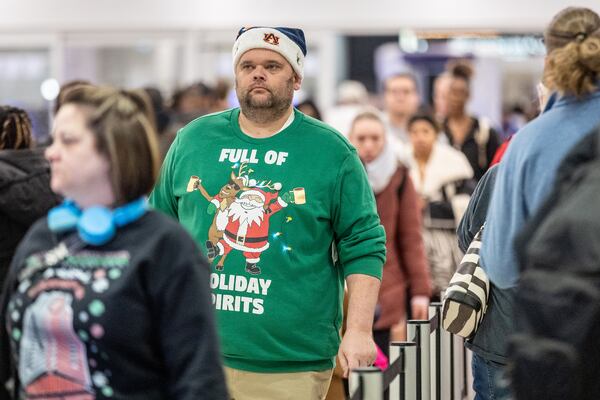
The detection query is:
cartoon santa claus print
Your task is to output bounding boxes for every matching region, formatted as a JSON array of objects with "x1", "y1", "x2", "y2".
[{"x1": 208, "y1": 182, "x2": 292, "y2": 275}]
